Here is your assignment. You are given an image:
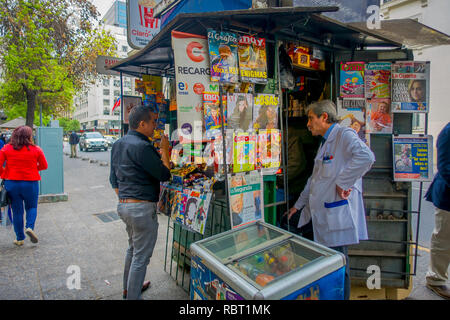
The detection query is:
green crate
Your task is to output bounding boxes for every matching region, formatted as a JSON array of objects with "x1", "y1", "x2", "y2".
[{"x1": 263, "y1": 175, "x2": 277, "y2": 226}]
